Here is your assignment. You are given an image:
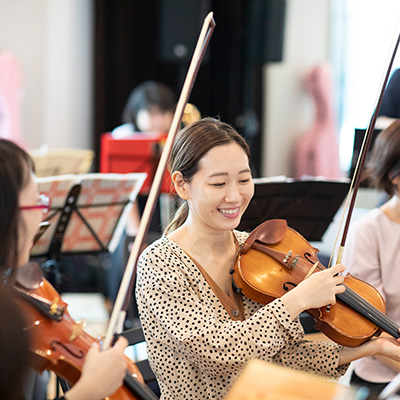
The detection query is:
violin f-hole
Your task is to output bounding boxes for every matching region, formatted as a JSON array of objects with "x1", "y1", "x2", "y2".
[
  {"x1": 283, "y1": 282, "x2": 297, "y2": 292},
  {"x1": 304, "y1": 252, "x2": 316, "y2": 265},
  {"x1": 50, "y1": 341, "x2": 85, "y2": 360}
]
